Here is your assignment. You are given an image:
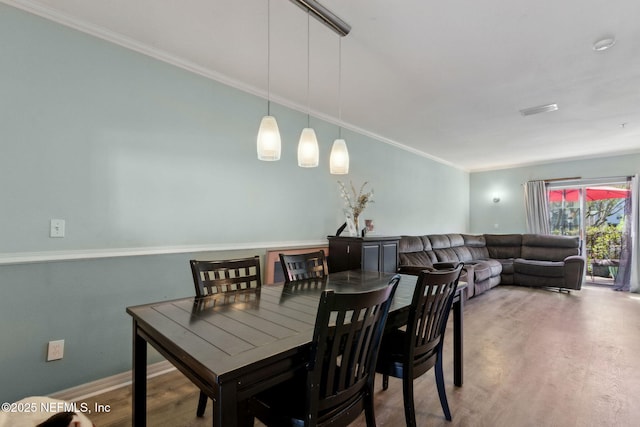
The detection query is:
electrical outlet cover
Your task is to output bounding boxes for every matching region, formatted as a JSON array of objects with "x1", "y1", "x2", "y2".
[{"x1": 47, "y1": 340, "x2": 64, "y2": 361}]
